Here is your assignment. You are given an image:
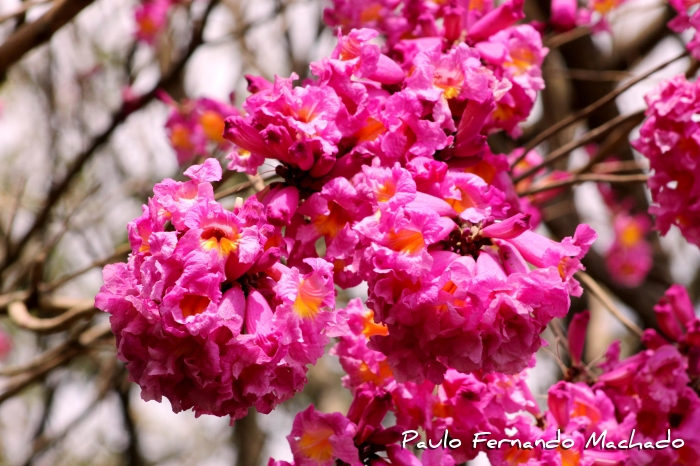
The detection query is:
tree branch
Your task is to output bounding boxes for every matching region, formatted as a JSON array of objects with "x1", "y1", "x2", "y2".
[{"x1": 0, "y1": 0, "x2": 95, "y2": 81}]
